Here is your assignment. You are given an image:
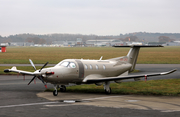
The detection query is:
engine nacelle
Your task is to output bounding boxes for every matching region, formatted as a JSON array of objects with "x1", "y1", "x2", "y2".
[{"x1": 95, "y1": 82, "x2": 103, "y2": 86}]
